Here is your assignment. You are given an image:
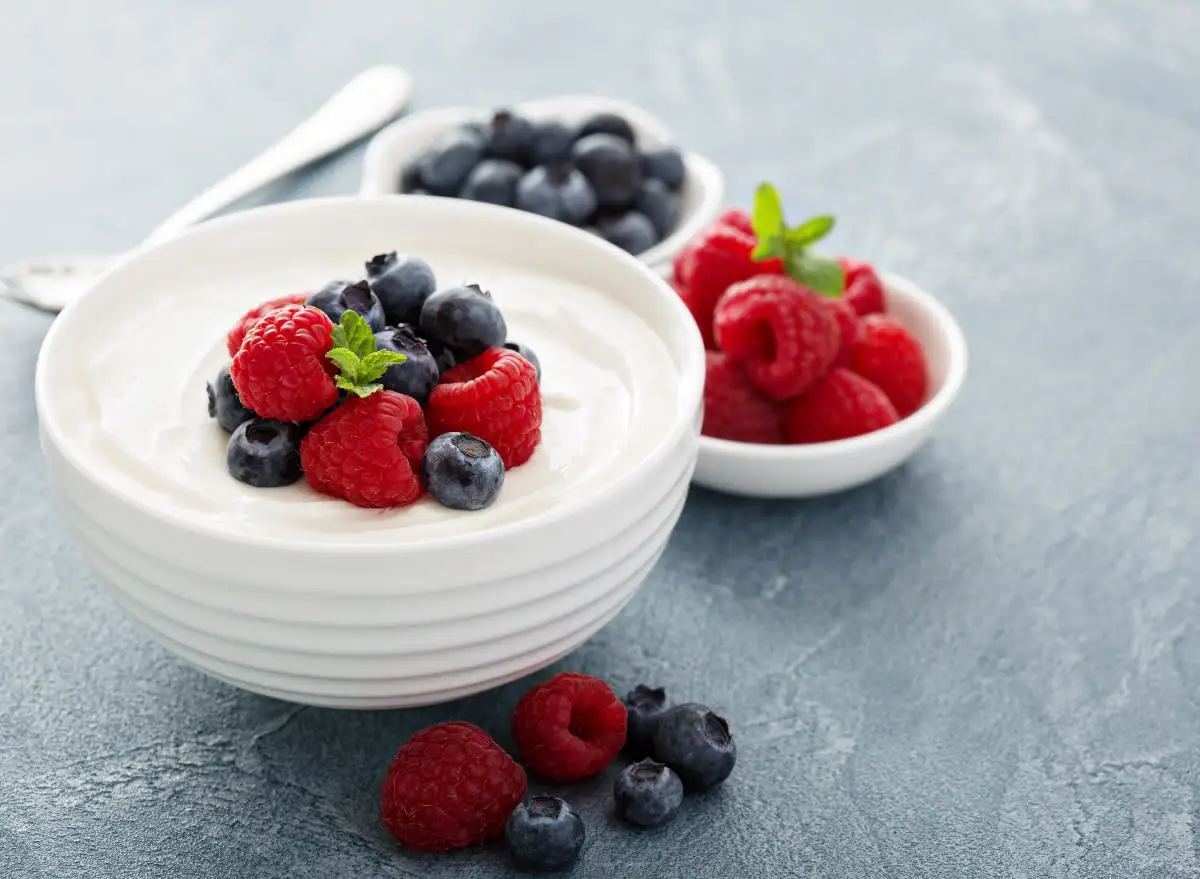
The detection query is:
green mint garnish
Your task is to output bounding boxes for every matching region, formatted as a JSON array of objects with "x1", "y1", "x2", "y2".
[
  {"x1": 750, "y1": 182, "x2": 845, "y2": 297},
  {"x1": 326, "y1": 311, "x2": 405, "y2": 398}
]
